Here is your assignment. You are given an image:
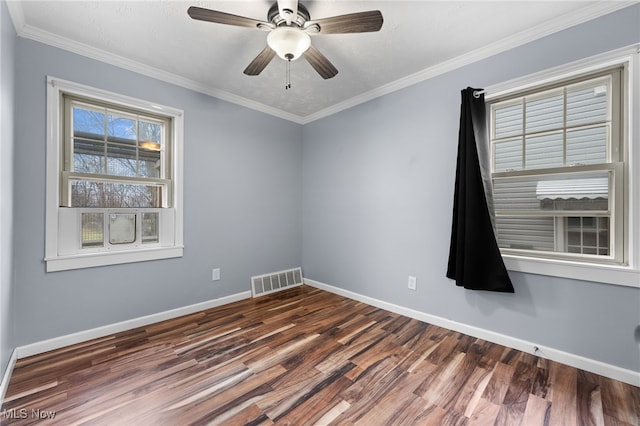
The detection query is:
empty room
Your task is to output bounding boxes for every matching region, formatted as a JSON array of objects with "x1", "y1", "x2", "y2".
[{"x1": 1, "y1": 1, "x2": 639, "y2": 424}]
